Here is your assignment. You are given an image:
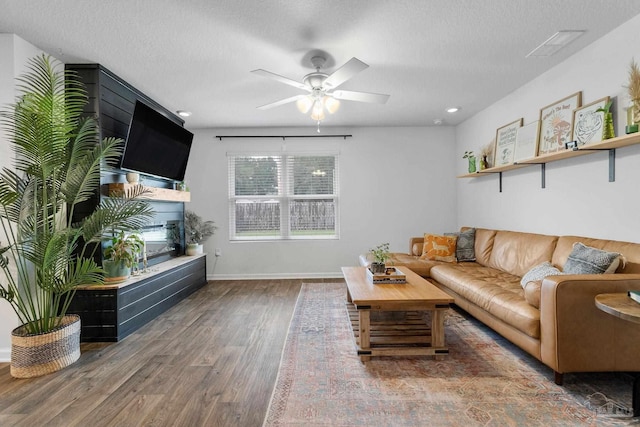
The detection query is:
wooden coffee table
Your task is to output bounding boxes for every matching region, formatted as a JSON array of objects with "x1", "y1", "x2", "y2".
[{"x1": 342, "y1": 266, "x2": 454, "y2": 362}]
